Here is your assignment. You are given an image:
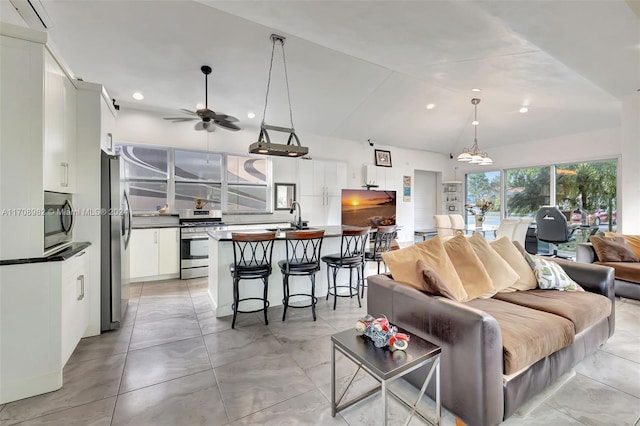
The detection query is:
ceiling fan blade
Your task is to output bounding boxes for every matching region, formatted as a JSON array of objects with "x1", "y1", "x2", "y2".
[
  {"x1": 198, "y1": 109, "x2": 218, "y2": 119},
  {"x1": 215, "y1": 120, "x2": 241, "y2": 131},
  {"x1": 211, "y1": 113, "x2": 239, "y2": 123},
  {"x1": 164, "y1": 117, "x2": 198, "y2": 122},
  {"x1": 180, "y1": 109, "x2": 198, "y2": 116}
]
